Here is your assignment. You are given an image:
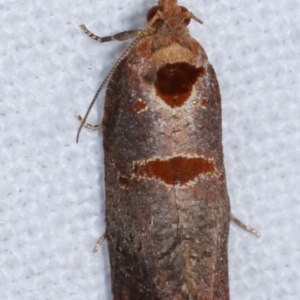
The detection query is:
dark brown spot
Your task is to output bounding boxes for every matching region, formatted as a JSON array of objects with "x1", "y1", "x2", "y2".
[
  {"x1": 155, "y1": 62, "x2": 204, "y2": 108},
  {"x1": 133, "y1": 156, "x2": 216, "y2": 186},
  {"x1": 129, "y1": 232, "x2": 134, "y2": 240},
  {"x1": 138, "y1": 241, "x2": 143, "y2": 251},
  {"x1": 202, "y1": 250, "x2": 213, "y2": 258},
  {"x1": 119, "y1": 174, "x2": 129, "y2": 186},
  {"x1": 125, "y1": 267, "x2": 134, "y2": 277},
  {"x1": 200, "y1": 97, "x2": 208, "y2": 107},
  {"x1": 124, "y1": 99, "x2": 147, "y2": 114},
  {"x1": 144, "y1": 69, "x2": 156, "y2": 84},
  {"x1": 134, "y1": 99, "x2": 147, "y2": 113}
]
